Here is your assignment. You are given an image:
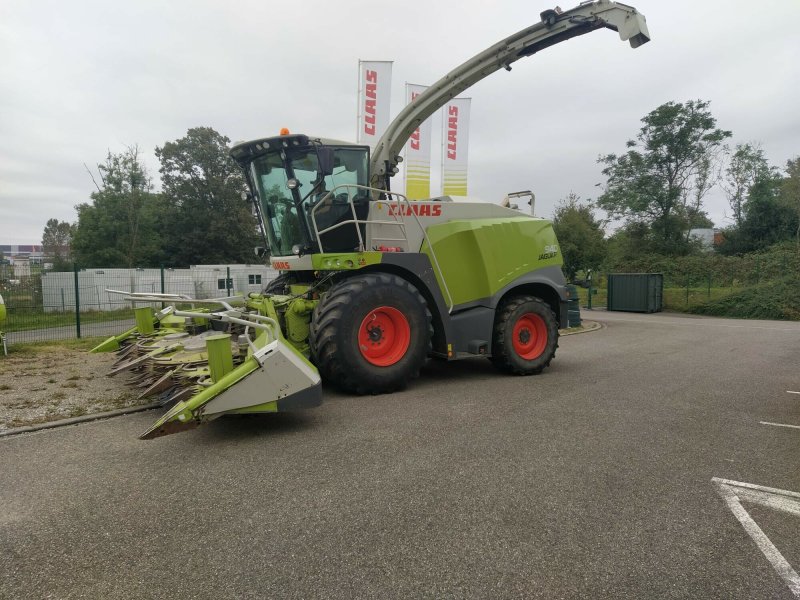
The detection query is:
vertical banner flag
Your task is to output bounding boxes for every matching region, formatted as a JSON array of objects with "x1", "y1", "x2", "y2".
[
  {"x1": 357, "y1": 61, "x2": 393, "y2": 148},
  {"x1": 441, "y1": 97, "x2": 471, "y2": 196},
  {"x1": 403, "y1": 84, "x2": 432, "y2": 200}
]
